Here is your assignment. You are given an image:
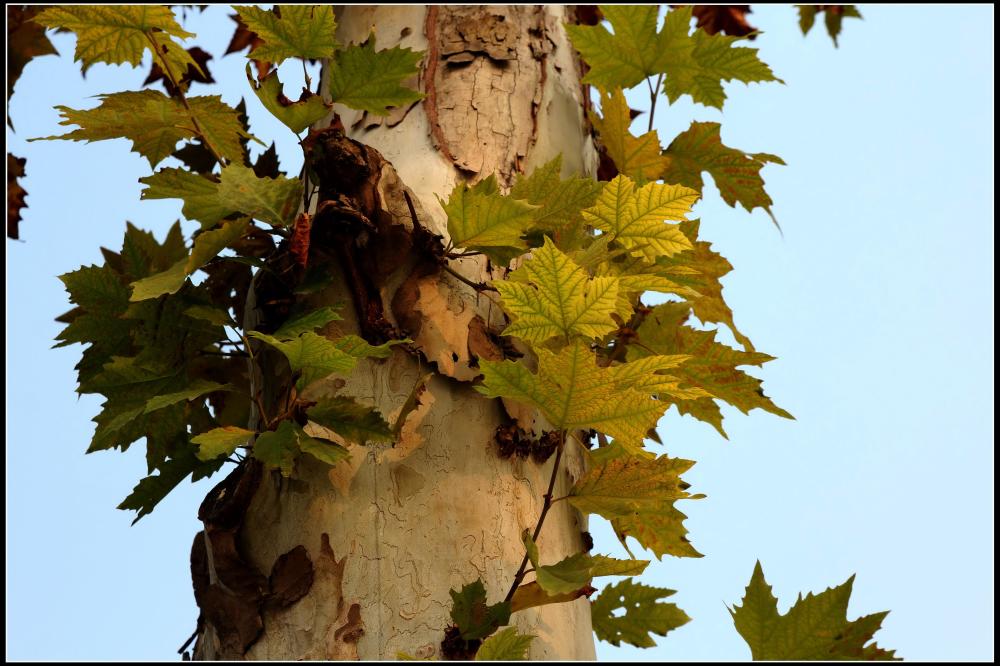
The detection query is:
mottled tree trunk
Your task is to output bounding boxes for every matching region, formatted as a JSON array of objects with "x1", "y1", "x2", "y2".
[{"x1": 193, "y1": 6, "x2": 599, "y2": 660}]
